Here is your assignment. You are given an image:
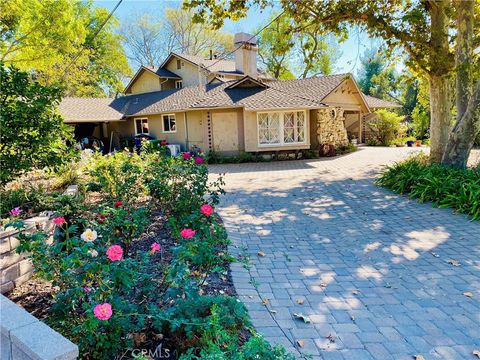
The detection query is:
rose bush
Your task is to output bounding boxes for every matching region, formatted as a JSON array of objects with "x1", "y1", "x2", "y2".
[{"x1": 12, "y1": 150, "x2": 290, "y2": 359}]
